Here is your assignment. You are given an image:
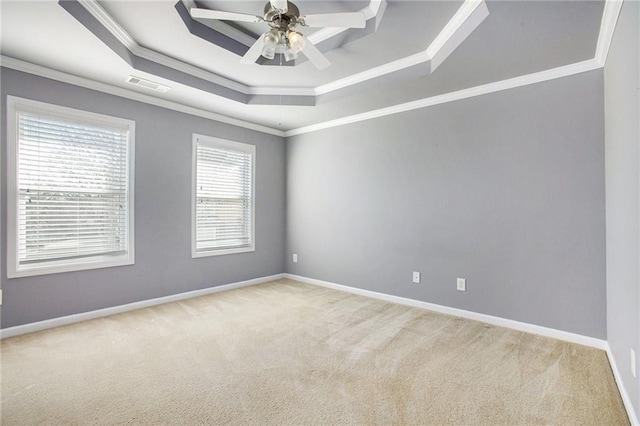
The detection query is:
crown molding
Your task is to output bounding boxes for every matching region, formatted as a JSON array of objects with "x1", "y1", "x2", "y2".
[
  {"x1": 5, "y1": 0, "x2": 617, "y2": 139},
  {"x1": 429, "y1": 0, "x2": 489, "y2": 72},
  {"x1": 594, "y1": 0, "x2": 624, "y2": 66},
  {"x1": 79, "y1": 0, "x2": 249, "y2": 94},
  {"x1": 1, "y1": 56, "x2": 603, "y2": 140},
  {"x1": 426, "y1": 0, "x2": 483, "y2": 58},
  {"x1": 61, "y1": 0, "x2": 613, "y2": 110},
  {"x1": 314, "y1": 0, "x2": 487, "y2": 96},
  {"x1": 286, "y1": 59, "x2": 602, "y2": 137},
  {"x1": 77, "y1": 0, "x2": 135, "y2": 48},
  {"x1": 248, "y1": 86, "x2": 316, "y2": 96},
  {"x1": 181, "y1": 0, "x2": 255, "y2": 47},
  {"x1": 365, "y1": 0, "x2": 387, "y2": 30},
  {"x1": 291, "y1": 0, "x2": 622, "y2": 135},
  {"x1": 70, "y1": 0, "x2": 482, "y2": 104},
  {"x1": 0, "y1": 56, "x2": 285, "y2": 137},
  {"x1": 315, "y1": 51, "x2": 430, "y2": 96}
]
